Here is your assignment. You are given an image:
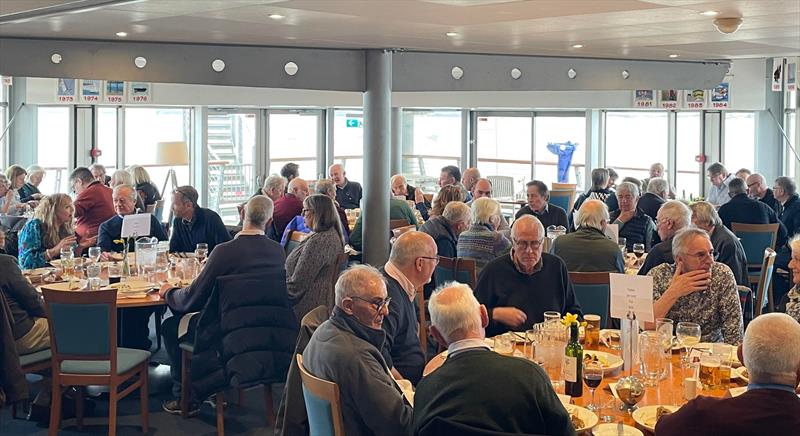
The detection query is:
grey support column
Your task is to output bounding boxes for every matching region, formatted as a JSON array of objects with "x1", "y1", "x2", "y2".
[
  {"x1": 390, "y1": 107, "x2": 402, "y2": 176},
  {"x1": 363, "y1": 50, "x2": 392, "y2": 266}
]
